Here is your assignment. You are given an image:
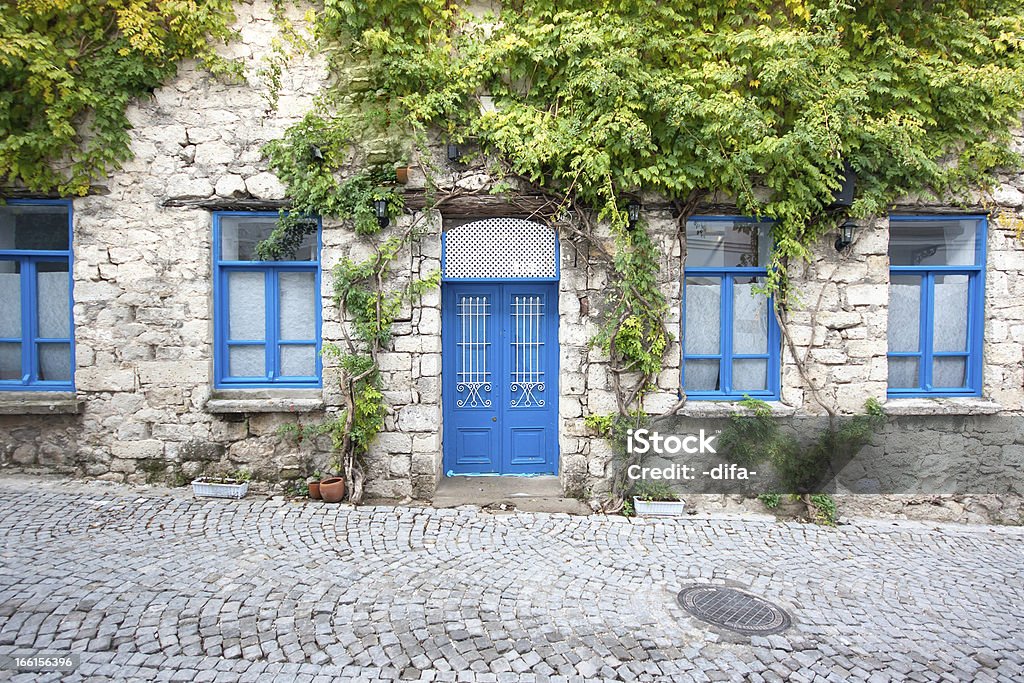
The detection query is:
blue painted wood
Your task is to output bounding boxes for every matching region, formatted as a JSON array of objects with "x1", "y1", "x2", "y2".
[
  {"x1": 0, "y1": 199, "x2": 75, "y2": 392},
  {"x1": 887, "y1": 215, "x2": 985, "y2": 397},
  {"x1": 442, "y1": 282, "x2": 559, "y2": 475},
  {"x1": 212, "y1": 212, "x2": 322, "y2": 388}
]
